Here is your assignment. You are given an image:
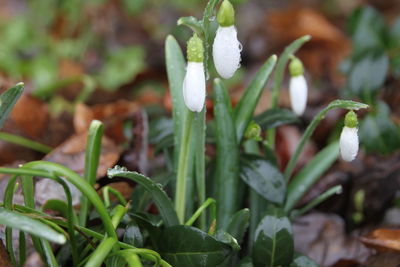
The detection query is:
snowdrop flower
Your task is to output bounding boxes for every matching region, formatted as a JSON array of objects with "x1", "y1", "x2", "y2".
[
  {"x1": 183, "y1": 34, "x2": 205, "y2": 112},
  {"x1": 212, "y1": 0, "x2": 241, "y2": 79},
  {"x1": 340, "y1": 110, "x2": 359, "y2": 162},
  {"x1": 289, "y1": 57, "x2": 308, "y2": 116}
]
